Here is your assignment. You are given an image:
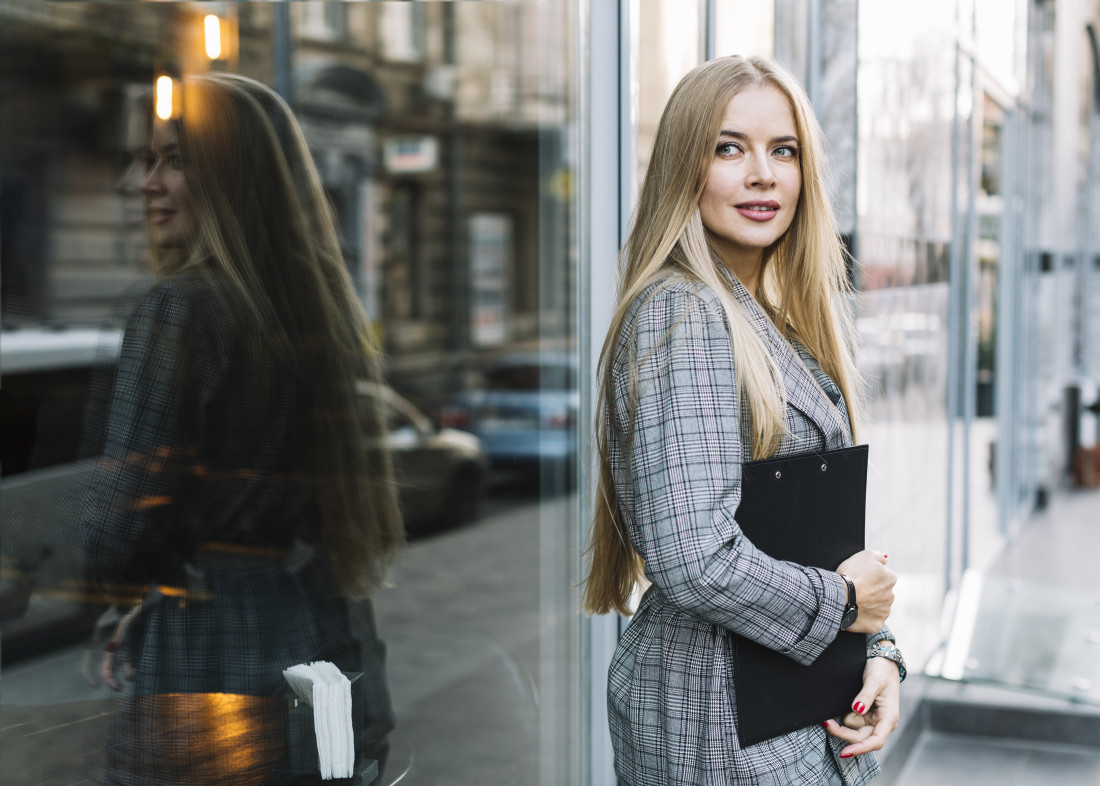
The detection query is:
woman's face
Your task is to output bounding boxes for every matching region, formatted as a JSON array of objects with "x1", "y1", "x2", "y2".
[
  {"x1": 141, "y1": 120, "x2": 196, "y2": 250},
  {"x1": 698, "y1": 84, "x2": 802, "y2": 274}
]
